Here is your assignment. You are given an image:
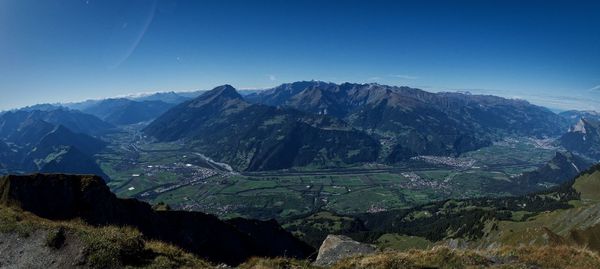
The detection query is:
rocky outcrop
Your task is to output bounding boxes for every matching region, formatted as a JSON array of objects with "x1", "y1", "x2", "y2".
[
  {"x1": 314, "y1": 235, "x2": 377, "y2": 266},
  {"x1": 0, "y1": 174, "x2": 314, "y2": 265},
  {"x1": 560, "y1": 118, "x2": 600, "y2": 160}
]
